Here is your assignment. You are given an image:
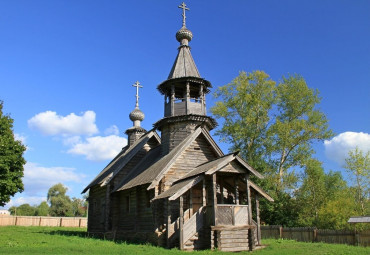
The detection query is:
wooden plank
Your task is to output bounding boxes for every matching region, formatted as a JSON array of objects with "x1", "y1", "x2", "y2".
[
  {"x1": 220, "y1": 242, "x2": 249, "y2": 248},
  {"x1": 179, "y1": 196, "x2": 184, "y2": 250},
  {"x1": 219, "y1": 238, "x2": 249, "y2": 244},
  {"x1": 212, "y1": 174, "x2": 217, "y2": 226},
  {"x1": 219, "y1": 246, "x2": 249, "y2": 252},
  {"x1": 255, "y1": 194, "x2": 261, "y2": 245}
]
